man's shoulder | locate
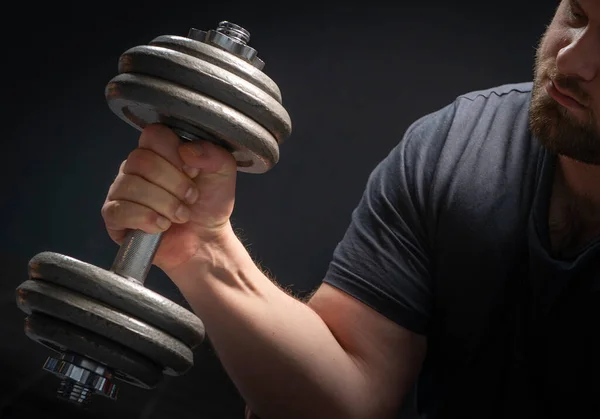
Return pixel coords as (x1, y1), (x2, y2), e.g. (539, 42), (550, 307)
(455, 82), (533, 104)
(450, 81), (534, 139)
(405, 82), (533, 141)
(394, 81), (541, 213)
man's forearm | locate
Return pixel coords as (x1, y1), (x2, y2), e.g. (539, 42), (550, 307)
(168, 229), (372, 419)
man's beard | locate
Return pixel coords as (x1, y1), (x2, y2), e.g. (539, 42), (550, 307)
(529, 37), (600, 165)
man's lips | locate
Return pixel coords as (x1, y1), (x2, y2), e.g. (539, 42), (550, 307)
(546, 80), (587, 111)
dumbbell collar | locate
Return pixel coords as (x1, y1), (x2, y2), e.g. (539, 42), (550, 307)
(188, 21), (265, 70)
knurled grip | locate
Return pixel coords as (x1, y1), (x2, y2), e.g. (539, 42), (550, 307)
(110, 230), (163, 283)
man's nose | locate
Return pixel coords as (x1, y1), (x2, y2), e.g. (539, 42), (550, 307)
(556, 29), (599, 82)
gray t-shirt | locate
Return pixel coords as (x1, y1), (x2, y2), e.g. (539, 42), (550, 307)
(322, 82), (600, 418)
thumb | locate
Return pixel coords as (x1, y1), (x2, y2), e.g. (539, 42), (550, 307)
(178, 140), (238, 230)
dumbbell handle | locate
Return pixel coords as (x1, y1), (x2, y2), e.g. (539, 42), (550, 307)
(110, 230), (163, 284)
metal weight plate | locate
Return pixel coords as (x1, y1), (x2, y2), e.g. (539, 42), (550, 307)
(16, 279), (193, 376)
(106, 73), (279, 173)
(28, 251), (204, 350)
(116, 44), (292, 144)
(149, 35), (282, 102)
(24, 313), (163, 389)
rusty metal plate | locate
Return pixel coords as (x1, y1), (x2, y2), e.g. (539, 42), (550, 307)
(116, 44), (291, 144)
(16, 279), (193, 376)
(28, 251), (205, 349)
(149, 35), (282, 102)
(106, 73), (279, 173)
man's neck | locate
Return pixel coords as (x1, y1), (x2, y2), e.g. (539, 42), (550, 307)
(557, 155), (600, 218)
(548, 155), (600, 257)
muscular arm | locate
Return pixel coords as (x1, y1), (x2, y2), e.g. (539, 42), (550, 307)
(167, 104), (451, 418)
(102, 102), (449, 417)
(169, 229), (427, 419)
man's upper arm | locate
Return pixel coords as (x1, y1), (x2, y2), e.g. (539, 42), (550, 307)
(308, 283), (427, 417)
(307, 103), (456, 414)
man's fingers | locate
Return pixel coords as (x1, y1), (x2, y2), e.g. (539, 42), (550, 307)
(138, 124), (186, 169)
(101, 199), (172, 236)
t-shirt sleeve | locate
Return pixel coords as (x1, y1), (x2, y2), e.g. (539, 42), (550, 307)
(322, 104), (455, 335)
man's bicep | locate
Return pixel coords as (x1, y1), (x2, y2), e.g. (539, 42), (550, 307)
(307, 283), (427, 415)
(245, 284), (426, 419)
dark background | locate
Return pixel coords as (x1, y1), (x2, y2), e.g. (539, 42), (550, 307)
(2, 0), (557, 417)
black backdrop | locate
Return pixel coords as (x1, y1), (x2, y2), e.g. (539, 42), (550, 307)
(2, 1), (556, 417)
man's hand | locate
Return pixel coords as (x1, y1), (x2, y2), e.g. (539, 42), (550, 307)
(101, 124), (238, 274)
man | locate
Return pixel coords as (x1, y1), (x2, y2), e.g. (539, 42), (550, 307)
(100, 1), (599, 417)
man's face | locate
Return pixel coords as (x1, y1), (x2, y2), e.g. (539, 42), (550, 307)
(530, 0), (600, 165)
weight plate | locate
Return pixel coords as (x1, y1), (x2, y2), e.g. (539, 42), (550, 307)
(106, 73), (279, 173)
(28, 251), (204, 350)
(24, 313), (162, 389)
(16, 279), (193, 376)
(117, 45), (292, 144)
(149, 35), (282, 102)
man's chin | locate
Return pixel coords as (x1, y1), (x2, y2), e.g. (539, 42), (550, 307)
(531, 129), (600, 167)
(529, 98), (600, 165)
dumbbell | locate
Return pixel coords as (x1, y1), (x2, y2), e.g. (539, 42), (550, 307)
(15, 21), (292, 406)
